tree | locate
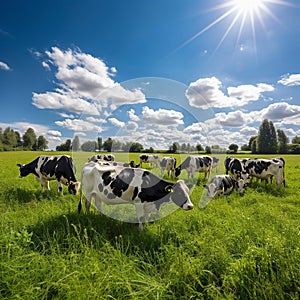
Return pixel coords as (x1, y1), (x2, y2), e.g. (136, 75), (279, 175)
(292, 136), (300, 144)
(205, 146), (212, 154)
(196, 144), (204, 152)
(169, 142), (179, 153)
(37, 135), (48, 150)
(23, 128), (37, 150)
(56, 139), (71, 151)
(257, 119), (277, 154)
(228, 143), (238, 153)
(72, 136), (80, 151)
(248, 136), (257, 150)
(251, 138), (257, 154)
(97, 137), (102, 151)
(277, 129), (289, 154)
(81, 141), (97, 152)
(129, 142), (143, 152)
(3, 127), (17, 150)
(103, 138), (113, 152)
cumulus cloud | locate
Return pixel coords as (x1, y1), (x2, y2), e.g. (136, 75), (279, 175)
(108, 117), (125, 128)
(47, 130), (62, 137)
(278, 74), (300, 86)
(215, 110), (252, 127)
(126, 121), (138, 131)
(0, 61), (10, 71)
(141, 106), (184, 126)
(55, 118), (102, 132)
(128, 109), (140, 121)
(34, 47), (146, 113)
(185, 76), (274, 109)
(262, 102), (300, 120)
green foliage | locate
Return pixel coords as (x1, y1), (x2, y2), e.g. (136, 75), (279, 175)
(0, 152), (300, 299)
(257, 119), (278, 154)
(23, 127), (37, 150)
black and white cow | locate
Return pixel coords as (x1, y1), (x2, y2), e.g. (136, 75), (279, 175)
(211, 156), (220, 172)
(88, 154), (115, 162)
(78, 161), (194, 230)
(17, 155), (80, 194)
(243, 157), (285, 187)
(204, 175), (246, 199)
(160, 156), (177, 178)
(224, 156), (249, 181)
(175, 156), (213, 179)
(139, 154), (160, 168)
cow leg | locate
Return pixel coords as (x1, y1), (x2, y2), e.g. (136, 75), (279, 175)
(134, 203), (145, 231)
(93, 194), (103, 213)
(57, 181), (63, 195)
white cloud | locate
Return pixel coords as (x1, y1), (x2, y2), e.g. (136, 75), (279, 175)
(262, 102), (300, 120)
(55, 118), (102, 132)
(108, 117), (125, 128)
(0, 61), (10, 71)
(42, 61), (50, 70)
(240, 126), (258, 136)
(278, 74), (300, 86)
(126, 121), (138, 131)
(141, 106), (184, 126)
(47, 130), (62, 137)
(185, 76), (274, 109)
(215, 110), (252, 127)
(128, 109), (140, 121)
(32, 91), (100, 115)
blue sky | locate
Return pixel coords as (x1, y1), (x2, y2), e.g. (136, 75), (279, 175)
(1, 0), (300, 150)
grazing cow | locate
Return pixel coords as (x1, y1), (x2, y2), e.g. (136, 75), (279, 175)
(224, 156), (249, 181)
(243, 157), (285, 187)
(175, 156), (213, 179)
(17, 155), (80, 194)
(204, 175), (246, 199)
(78, 161), (194, 230)
(160, 156), (177, 178)
(88, 154), (115, 162)
(211, 156), (220, 172)
(139, 154), (160, 168)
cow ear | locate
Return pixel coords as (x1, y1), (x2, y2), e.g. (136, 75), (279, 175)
(165, 185), (173, 193)
(17, 164), (22, 167)
(203, 184), (208, 189)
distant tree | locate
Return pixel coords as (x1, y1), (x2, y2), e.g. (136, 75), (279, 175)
(81, 141), (97, 152)
(37, 135), (48, 151)
(228, 143), (238, 153)
(257, 119), (277, 154)
(148, 147), (154, 153)
(15, 131), (22, 148)
(248, 136), (257, 150)
(181, 143), (187, 152)
(23, 128), (37, 150)
(205, 146), (212, 154)
(97, 137), (102, 150)
(129, 142), (143, 152)
(251, 138), (257, 154)
(103, 138), (113, 152)
(72, 136), (80, 151)
(292, 136), (300, 144)
(196, 144), (204, 152)
(277, 129), (289, 154)
(56, 139), (71, 151)
(3, 127), (17, 150)
(0, 128), (3, 151)
(241, 144), (250, 151)
(169, 142), (179, 153)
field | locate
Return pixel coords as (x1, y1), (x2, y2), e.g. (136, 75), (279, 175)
(0, 151), (300, 299)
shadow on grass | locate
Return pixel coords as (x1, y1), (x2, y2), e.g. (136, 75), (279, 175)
(29, 212), (163, 255)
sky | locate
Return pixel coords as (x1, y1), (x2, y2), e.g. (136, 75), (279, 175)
(1, 0), (300, 150)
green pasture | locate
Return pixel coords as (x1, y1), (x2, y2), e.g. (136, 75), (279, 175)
(0, 151), (299, 299)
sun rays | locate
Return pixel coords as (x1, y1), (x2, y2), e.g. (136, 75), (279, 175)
(179, 0), (293, 53)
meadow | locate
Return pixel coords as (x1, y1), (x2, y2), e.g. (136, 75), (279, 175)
(0, 151), (299, 299)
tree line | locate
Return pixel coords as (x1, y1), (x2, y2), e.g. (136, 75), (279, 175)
(1, 119), (300, 154)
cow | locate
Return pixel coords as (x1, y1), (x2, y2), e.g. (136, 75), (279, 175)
(160, 156), (176, 178)
(88, 154), (115, 162)
(243, 157), (285, 187)
(78, 161), (194, 230)
(139, 154), (160, 168)
(100, 161), (140, 168)
(175, 156), (213, 179)
(224, 156), (249, 181)
(203, 175), (246, 199)
(17, 155), (80, 195)
(211, 156), (220, 172)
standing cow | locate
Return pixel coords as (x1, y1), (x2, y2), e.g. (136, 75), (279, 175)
(139, 154), (160, 168)
(175, 156), (213, 179)
(224, 156), (249, 181)
(160, 156), (176, 178)
(204, 175), (246, 199)
(78, 161), (194, 230)
(88, 154), (115, 162)
(17, 155), (80, 195)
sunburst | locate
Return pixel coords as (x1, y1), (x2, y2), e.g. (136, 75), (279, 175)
(179, 0), (293, 53)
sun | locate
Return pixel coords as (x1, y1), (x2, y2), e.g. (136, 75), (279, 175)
(178, 0), (293, 53)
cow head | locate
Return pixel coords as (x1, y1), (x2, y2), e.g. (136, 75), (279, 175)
(203, 183), (219, 199)
(68, 181), (81, 195)
(236, 179), (246, 194)
(174, 167), (181, 178)
(17, 164), (30, 178)
(169, 180), (193, 210)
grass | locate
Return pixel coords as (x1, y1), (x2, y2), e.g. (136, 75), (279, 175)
(0, 151), (299, 299)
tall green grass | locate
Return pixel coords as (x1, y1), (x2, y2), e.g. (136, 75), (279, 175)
(0, 152), (299, 299)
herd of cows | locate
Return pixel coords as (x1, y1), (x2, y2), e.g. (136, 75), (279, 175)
(16, 153), (286, 230)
